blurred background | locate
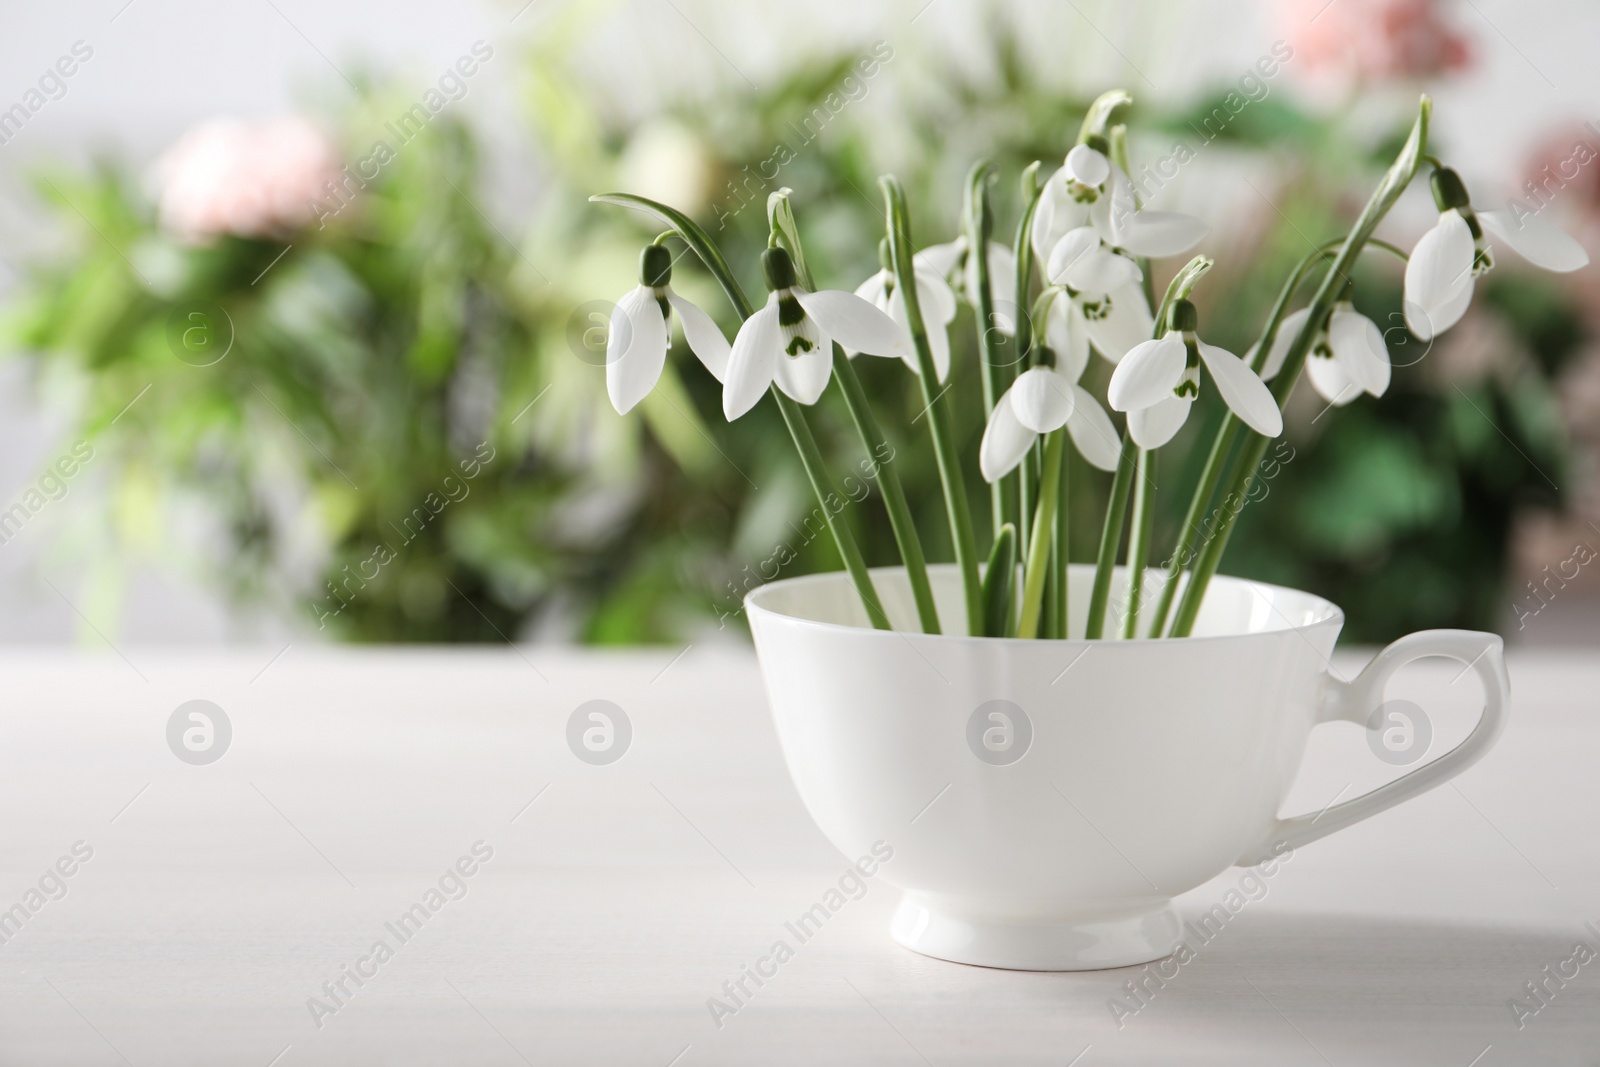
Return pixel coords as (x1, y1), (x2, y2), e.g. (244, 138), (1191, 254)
(0, 0), (1595, 647)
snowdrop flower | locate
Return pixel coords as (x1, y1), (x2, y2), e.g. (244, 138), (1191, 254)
(1032, 139), (1208, 265)
(1108, 299), (1282, 449)
(724, 247), (908, 419)
(1046, 226), (1142, 294)
(1044, 281), (1154, 365)
(1404, 166), (1589, 341)
(979, 338), (1122, 482)
(917, 236), (1018, 331)
(1260, 303), (1391, 406)
(607, 245), (731, 415)
(854, 243), (958, 381)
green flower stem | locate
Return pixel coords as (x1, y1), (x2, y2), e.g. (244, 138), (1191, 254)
(1084, 435), (1137, 639)
(1011, 164), (1045, 546)
(1143, 237), (1411, 639)
(764, 189), (940, 634)
(966, 162), (1009, 539)
(1119, 448), (1156, 639)
(880, 176), (984, 636)
(590, 191), (888, 630)
(832, 348), (941, 633)
(1051, 446), (1071, 638)
(1018, 428), (1065, 638)
(1168, 97), (1432, 638)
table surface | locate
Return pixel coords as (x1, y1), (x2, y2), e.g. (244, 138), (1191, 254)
(1, 643), (1596, 1067)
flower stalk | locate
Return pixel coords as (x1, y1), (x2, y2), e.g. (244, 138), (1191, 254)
(590, 191), (890, 630)
(880, 175), (984, 636)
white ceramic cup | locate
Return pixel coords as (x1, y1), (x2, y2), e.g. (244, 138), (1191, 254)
(746, 564), (1509, 971)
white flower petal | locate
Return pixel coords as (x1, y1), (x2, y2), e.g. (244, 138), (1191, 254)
(917, 270), (958, 325)
(666, 290), (730, 383)
(1128, 395), (1193, 450)
(886, 288), (945, 381)
(1065, 384), (1122, 471)
(1404, 272), (1473, 341)
(1009, 366), (1076, 433)
(1115, 210), (1209, 258)
(1404, 209), (1475, 335)
(1066, 144), (1111, 187)
(723, 298), (781, 420)
(1107, 335), (1186, 411)
(1479, 208), (1591, 273)
(1197, 342), (1282, 437)
(987, 241), (1017, 313)
(1098, 164), (1139, 247)
(1049, 229), (1141, 293)
(1044, 295), (1091, 383)
(979, 392), (1038, 483)
(915, 238), (966, 282)
(795, 288), (907, 358)
(1260, 307), (1313, 381)
(1328, 308), (1390, 397)
(853, 270), (890, 311)
(606, 286), (668, 415)
(1031, 169), (1090, 263)
(1081, 282), (1154, 364)
(773, 319), (835, 405)
(1305, 350), (1361, 407)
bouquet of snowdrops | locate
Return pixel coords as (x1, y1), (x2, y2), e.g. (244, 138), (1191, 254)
(592, 90), (1587, 640)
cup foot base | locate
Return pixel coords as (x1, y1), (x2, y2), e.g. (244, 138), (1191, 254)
(890, 895), (1183, 971)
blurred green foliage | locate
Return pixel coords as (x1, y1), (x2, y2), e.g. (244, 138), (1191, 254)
(1, 18), (1581, 642)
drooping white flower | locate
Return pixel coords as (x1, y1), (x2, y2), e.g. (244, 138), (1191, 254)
(854, 255), (958, 382)
(1045, 280), (1154, 365)
(1260, 304), (1391, 407)
(917, 236), (1019, 331)
(1404, 166), (1589, 341)
(1107, 299), (1282, 449)
(1046, 226), (1142, 294)
(724, 247), (908, 419)
(979, 332), (1122, 481)
(1032, 140), (1208, 265)
(607, 245), (731, 415)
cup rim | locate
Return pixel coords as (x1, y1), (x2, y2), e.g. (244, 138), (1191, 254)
(744, 563), (1345, 646)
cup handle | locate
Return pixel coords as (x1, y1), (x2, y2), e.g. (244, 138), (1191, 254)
(1237, 629), (1510, 866)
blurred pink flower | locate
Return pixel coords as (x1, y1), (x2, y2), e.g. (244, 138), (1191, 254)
(156, 117), (342, 243)
(1279, 0), (1472, 88)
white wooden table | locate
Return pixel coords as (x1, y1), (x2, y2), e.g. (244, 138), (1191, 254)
(1, 645), (1596, 1065)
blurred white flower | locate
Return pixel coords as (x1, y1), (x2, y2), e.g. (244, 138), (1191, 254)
(616, 120), (714, 219)
(156, 116), (341, 243)
(855, 258), (957, 381)
(1032, 142), (1207, 265)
